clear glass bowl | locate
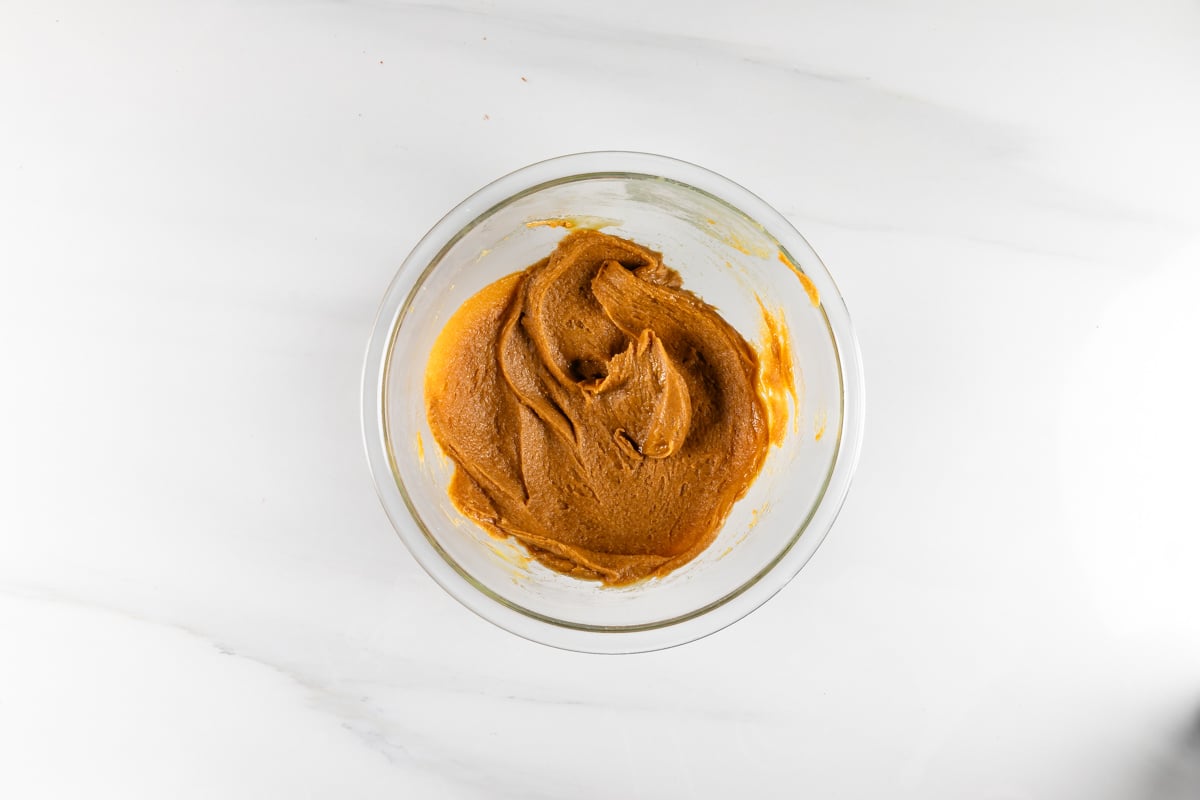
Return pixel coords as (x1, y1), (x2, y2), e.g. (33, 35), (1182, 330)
(362, 152), (864, 653)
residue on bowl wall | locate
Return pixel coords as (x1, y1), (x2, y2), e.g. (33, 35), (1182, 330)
(525, 215), (622, 231)
(717, 502), (770, 560)
(778, 251), (821, 307)
(482, 535), (532, 573)
(814, 409), (828, 442)
(755, 297), (799, 446)
(449, 495), (533, 577)
(525, 218), (574, 230)
(692, 208), (771, 258)
(723, 230), (773, 259)
(416, 431), (425, 464)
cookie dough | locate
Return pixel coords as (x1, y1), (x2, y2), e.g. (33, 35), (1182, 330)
(426, 231), (773, 585)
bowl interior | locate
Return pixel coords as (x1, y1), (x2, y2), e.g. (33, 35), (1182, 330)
(381, 173), (843, 630)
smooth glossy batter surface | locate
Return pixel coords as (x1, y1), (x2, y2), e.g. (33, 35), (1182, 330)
(425, 231), (771, 585)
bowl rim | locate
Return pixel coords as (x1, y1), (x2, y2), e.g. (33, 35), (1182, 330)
(362, 151), (865, 653)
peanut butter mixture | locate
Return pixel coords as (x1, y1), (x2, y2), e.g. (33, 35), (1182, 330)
(425, 231), (774, 585)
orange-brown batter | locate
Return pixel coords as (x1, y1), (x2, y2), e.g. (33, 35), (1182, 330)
(425, 231), (775, 585)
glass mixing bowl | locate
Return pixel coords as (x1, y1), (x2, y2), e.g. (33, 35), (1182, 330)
(362, 152), (864, 653)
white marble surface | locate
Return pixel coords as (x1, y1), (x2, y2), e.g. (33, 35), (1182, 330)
(3, 1), (1200, 797)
